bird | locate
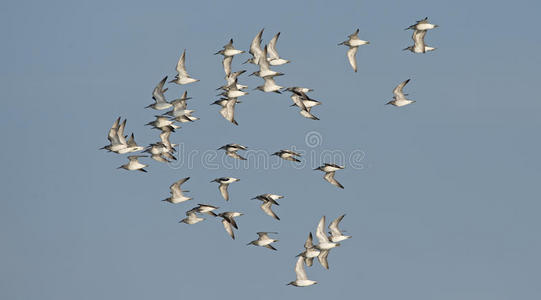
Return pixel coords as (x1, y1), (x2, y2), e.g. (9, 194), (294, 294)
(159, 130), (176, 153)
(144, 142), (176, 163)
(254, 74), (283, 93)
(338, 29), (370, 72)
(284, 86), (313, 94)
(162, 177), (192, 204)
(162, 91), (192, 118)
(218, 212), (243, 239)
(218, 78), (249, 98)
(252, 195), (281, 221)
(272, 149), (302, 162)
(110, 119), (129, 153)
(117, 155), (148, 172)
(170, 49), (199, 85)
(212, 97), (240, 125)
(116, 133), (144, 154)
(267, 32), (290, 66)
(218, 143), (247, 160)
(211, 177), (240, 201)
(286, 90), (321, 120)
(247, 232), (279, 250)
(328, 214), (351, 242)
(252, 194), (283, 205)
(187, 204), (219, 217)
(180, 211), (204, 225)
(249, 46), (282, 78)
(386, 79), (415, 107)
(297, 233), (321, 267)
(217, 70), (247, 91)
(146, 76), (172, 110)
(403, 30), (436, 53)
(100, 117), (121, 152)
(243, 28), (264, 65)
(287, 256), (317, 287)
(405, 17), (439, 31)
(145, 116), (176, 130)
(314, 216), (340, 269)
(214, 38), (245, 57)
(314, 163), (345, 189)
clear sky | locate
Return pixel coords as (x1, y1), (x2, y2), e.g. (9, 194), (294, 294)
(1, 0), (540, 299)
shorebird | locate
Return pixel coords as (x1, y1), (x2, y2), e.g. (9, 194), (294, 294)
(212, 97), (240, 125)
(405, 17), (439, 31)
(100, 117), (121, 152)
(287, 256), (317, 287)
(218, 143), (247, 160)
(403, 30), (435, 53)
(170, 49), (199, 85)
(249, 46), (282, 78)
(145, 116), (175, 130)
(159, 131), (176, 153)
(218, 212), (243, 239)
(162, 177), (192, 204)
(162, 91), (192, 117)
(315, 216), (340, 269)
(101, 117), (132, 153)
(215, 38), (245, 57)
(117, 133), (144, 154)
(118, 155), (148, 172)
(211, 177), (240, 201)
(386, 79), (415, 107)
(144, 142), (176, 163)
(219, 78), (249, 98)
(252, 195), (281, 221)
(243, 28), (264, 65)
(179, 211), (204, 225)
(247, 232), (279, 250)
(217, 70), (247, 91)
(328, 214), (352, 242)
(171, 110), (198, 123)
(267, 32), (290, 66)
(287, 90), (321, 120)
(272, 150), (302, 162)
(146, 76), (172, 110)
(338, 29), (370, 72)
(187, 204), (219, 217)
(297, 232), (321, 267)
(254, 74), (283, 93)
(284, 87), (313, 94)
(315, 163), (345, 189)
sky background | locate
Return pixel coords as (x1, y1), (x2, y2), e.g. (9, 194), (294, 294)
(1, 0), (540, 299)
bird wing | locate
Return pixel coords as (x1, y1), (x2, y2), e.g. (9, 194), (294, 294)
(346, 46), (358, 72)
(126, 133), (137, 147)
(117, 119), (127, 146)
(219, 183), (230, 201)
(258, 45), (271, 72)
(318, 250), (330, 269)
(159, 131), (172, 150)
(324, 171), (344, 189)
(170, 177), (189, 197)
(175, 50), (188, 77)
(152, 76), (168, 103)
(250, 29), (264, 62)
(413, 30), (426, 53)
(348, 28), (360, 39)
(294, 256), (308, 280)
(316, 216), (330, 243)
(261, 201), (280, 220)
(329, 214), (345, 236)
(222, 56), (232, 77)
(264, 244), (277, 251)
(393, 79), (410, 100)
(304, 232), (314, 249)
(221, 219), (235, 239)
(107, 117), (120, 143)
(267, 32), (281, 60)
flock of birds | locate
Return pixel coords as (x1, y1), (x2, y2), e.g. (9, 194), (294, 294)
(101, 18), (439, 287)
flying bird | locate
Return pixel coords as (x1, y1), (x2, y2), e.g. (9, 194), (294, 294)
(249, 46), (282, 78)
(116, 133), (144, 154)
(405, 17), (439, 31)
(187, 204), (219, 217)
(272, 150), (302, 162)
(252, 194), (281, 220)
(297, 232), (321, 267)
(218, 143), (248, 160)
(267, 32), (290, 66)
(287, 256), (317, 287)
(179, 211), (204, 225)
(117, 155), (148, 172)
(170, 49), (199, 85)
(254, 74), (284, 93)
(386, 79), (415, 107)
(211, 177), (240, 201)
(403, 30), (436, 53)
(315, 163), (345, 189)
(247, 232), (279, 250)
(328, 214), (352, 242)
(147, 76), (172, 110)
(162, 177), (192, 204)
(218, 212), (243, 239)
(243, 28), (264, 65)
(338, 29), (370, 72)
(315, 216), (340, 269)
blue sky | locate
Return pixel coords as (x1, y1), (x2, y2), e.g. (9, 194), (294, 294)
(1, 0), (540, 299)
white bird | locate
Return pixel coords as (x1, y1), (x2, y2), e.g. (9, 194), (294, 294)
(272, 149), (302, 162)
(180, 211), (204, 225)
(162, 177), (192, 204)
(117, 133), (144, 154)
(252, 194), (283, 205)
(287, 90), (321, 120)
(146, 76), (172, 110)
(187, 204), (219, 217)
(117, 155), (148, 172)
(249, 46), (282, 78)
(267, 32), (290, 65)
(211, 177), (240, 201)
(287, 256), (317, 287)
(247, 232), (279, 250)
(403, 30), (436, 53)
(314, 163), (345, 189)
(297, 233), (321, 267)
(338, 29), (370, 72)
(217, 70), (247, 91)
(212, 97), (240, 125)
(252, 195), (281, 221)
(405, 17), (439, 31)
(386, 79), (415, 107)
(100, 116), (121, 152)
(243, 28), (264, 65)
(162, 91), (192, 118)
(219, 78), (249, 98)
(255, 74), (283, 93)
(328, 214), (351, 242)
(144, 142), (176, 163)
(215, 38), (245, 57)
(145, 116), (175, 130)
(315, 216), (340, 269)
(284, 86), (313, 94)
(218, 143), (247, 160)
(170, 49), (199, 85)
(218, 212), (243, 240)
